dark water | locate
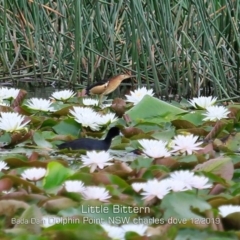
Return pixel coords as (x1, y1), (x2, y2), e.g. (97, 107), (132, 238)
(13, 82), (76, 99)
(26, 86), (61, 99)
(16, 82), (133, 99)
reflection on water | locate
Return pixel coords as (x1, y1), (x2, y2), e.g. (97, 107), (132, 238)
(15, 82), (78, 99)
(27, 86), (60, 98)
(4, 79), (134, 99)
(16, 83), (129, 99)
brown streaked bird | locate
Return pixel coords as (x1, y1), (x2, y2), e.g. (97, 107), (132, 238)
(86, 74), (134, 105)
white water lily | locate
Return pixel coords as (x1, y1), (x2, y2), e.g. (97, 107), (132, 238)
(82, 186), (111, 202)
(171, 134), (202, 155)
(138, 139), (170, 158)
(81, 151), (113, 172)
(42, 215), (62, 228)
(162, 178), (190, 192)
(121, 224), (149, 236)
(99, 112), (118, 125)
(0, 161), (9, 171)
(141, 179), (171, 201)
(218, 205), (240, 217)
(51, 90), (76, 101)
(21, 167), (46, 181)
(26, 98), (55, 112)
(166, 170), (212, 191)
(82, 98), (98, 106)
(203, 105), (230, 121)
(0, 87), (20, 99)
(101, 224), (125, 240)
(131, 182), (146, 192)
(101, 223), (150, 240)
(188, 96), (217, 109)
(0, 112), (30, 132)
(169, 170), (195, 190)
(69, 106), (101, 131)
(64, 180), (85, 193)
(125, 87), (154, 105)
(190, 175), (212, 189)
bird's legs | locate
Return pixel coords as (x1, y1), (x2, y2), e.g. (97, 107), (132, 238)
(98, 94), (103, 107)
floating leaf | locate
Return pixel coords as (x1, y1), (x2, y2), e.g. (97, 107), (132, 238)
(126, 95), (186, 121)
(43, 222), (106, 240)
(42, 197), (78, 213)
(178, 155), (198, 163)
(0, 200), (29, 216)
(131, 157), (154, 171)
(107, 174), (130, 189)
(52, 105), (73, 116)
(43, 162), (73, 190)
(171, 119), (196, 129)
(142, 165), (170, 179)
(178, 111), (205, 126)
(52, 118), (80, 137)
(13, 205), (42, 234)
(221, 132), (240, 152)
(175, 228), (238, 240)
(1, 175), (43, 193)
(40, 119), (58, 129)
(193, 157), (234, 180)
(0, 132), (11, 145)
(4, 157), (43, 168)
(33, 131), (53, 149)
(161, 192), (211, 220)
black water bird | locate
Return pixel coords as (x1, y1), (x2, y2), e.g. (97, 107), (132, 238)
(57, 127), (120, 151)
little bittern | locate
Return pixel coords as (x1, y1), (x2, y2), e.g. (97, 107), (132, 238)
(86, 74), (134, 105)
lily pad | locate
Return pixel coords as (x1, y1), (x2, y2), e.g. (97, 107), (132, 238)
(125, 95), (186, 121)
(52, 118), (81, 137)
(161, 192), (211, 220)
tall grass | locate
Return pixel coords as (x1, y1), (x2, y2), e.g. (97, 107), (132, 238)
(0, 0), (239, 99)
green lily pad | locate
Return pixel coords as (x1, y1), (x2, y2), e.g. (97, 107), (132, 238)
(52, 118), (80, 137)
(43, 162), (73, 190)
(126, 95), (186, 121)
(33, 132), (53, 149)
(161, 192), (211, 220)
